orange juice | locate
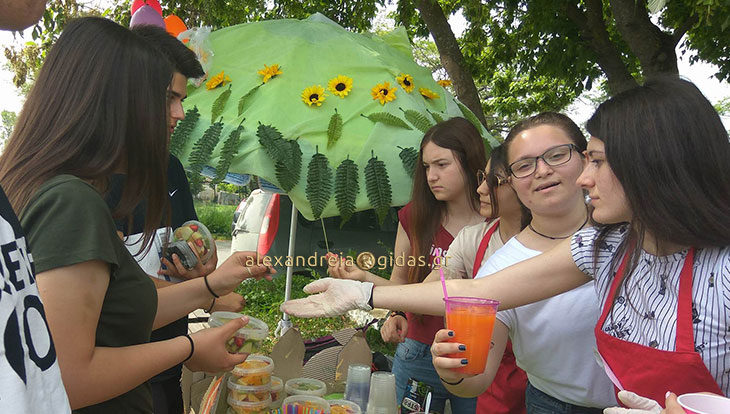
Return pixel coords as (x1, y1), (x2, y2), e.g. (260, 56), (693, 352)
(444, 297), (499, 375)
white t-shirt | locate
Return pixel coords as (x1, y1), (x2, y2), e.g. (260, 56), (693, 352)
(476, 237), (617, 408)
(572, 225), (730, 396)
(0, 188), (70, 412)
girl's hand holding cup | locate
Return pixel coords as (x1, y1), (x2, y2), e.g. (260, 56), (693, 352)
(430, 328), (471, 384)
(185, 316), (251, 373)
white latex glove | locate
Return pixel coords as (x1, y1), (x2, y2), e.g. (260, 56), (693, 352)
(603, 390), (662, 414)
(280, 277), (373, 317)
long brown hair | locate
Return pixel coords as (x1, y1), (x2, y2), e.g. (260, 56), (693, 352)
(407, 117), (486, 284)
(0, 17), (172, 248)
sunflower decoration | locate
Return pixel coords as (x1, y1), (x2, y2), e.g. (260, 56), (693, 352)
(437, 79), (452, 87)
(419, 87), (440, 100)
(301, 85), (326, 107)
(396, 73), (415, 93)
(328, 75), (353, 98)
(205, 70), (232, 90)
(371, 82), (397, 105)
(258, 64), (282, 83)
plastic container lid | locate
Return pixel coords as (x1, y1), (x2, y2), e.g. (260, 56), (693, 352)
(173, 220), (214, 264)
(226, 393), (272, 414)
(230, 355), (274, 386)
(328, 399), (362, 414)
(208, 312), (269, 341)
(285, 377), (328, 397)
(281, 394), (330, 413)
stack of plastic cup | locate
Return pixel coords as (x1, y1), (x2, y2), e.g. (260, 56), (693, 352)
(365, 372), (397, 414)
(344, 364), (371, 411)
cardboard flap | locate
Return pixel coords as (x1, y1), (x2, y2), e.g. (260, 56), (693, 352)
(335, 331), (372, 390)
(270, 327), (305, 383)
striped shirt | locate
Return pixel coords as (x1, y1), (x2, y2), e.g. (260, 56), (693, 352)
(571, 225), (730, 396)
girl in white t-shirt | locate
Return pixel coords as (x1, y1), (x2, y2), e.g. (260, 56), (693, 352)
(440, 112), (616, 413)
(283, 78), (729, 413)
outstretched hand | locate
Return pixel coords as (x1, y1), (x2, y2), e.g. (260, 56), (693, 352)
(280, 277), (374, 318)
(604, 390), (662, 414)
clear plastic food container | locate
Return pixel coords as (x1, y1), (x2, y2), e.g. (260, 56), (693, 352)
(226, 393), (272, 414)
(328, 399), (362, 414)
(284, 377), (327, 397)
(208, 312), (268, 354)
(269, 376), (284, 406)
(281, 394), (330, 413)
(227, 377), (271, 404)
(230, 355), (274, 386)
(172, 220), (214, 264)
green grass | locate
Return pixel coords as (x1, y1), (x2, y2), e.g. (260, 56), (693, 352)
(194, 201), (236, 239)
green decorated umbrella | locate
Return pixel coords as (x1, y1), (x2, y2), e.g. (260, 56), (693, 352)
(173, 13), (498, 223)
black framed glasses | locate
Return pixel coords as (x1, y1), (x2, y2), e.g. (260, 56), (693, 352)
(508, 144), (580, 178)
(477, 170), (508, 186)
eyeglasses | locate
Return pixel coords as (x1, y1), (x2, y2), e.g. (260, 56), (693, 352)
(477, 170), (508, 187)
(508, 144), (580, 178)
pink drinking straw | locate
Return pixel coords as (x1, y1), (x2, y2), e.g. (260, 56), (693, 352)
(439, 266), (449, 309)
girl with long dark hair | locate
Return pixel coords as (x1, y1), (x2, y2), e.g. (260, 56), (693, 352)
(284, 78), (730, 408)
(0, 17), (271, 413)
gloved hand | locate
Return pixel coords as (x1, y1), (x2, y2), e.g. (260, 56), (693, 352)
(280, 277), (374, 318)
(604, 390), (662, 414)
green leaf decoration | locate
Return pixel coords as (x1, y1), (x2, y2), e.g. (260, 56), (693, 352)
(364, 151), (392, 225)
(169, 106), (200, 158)
(256, 123), (290, 163)
(305, 147), (333, 219)
(457, 101), (483, 132)
(275, 139), (302, 192)
(237, 83), (262, 116)
(211, 84), (232, 122)
(214, 122), (244, 183)
(361, 112), (412, 130)
(428, 109), (444, 124)
(398, 146), (418, 178)
(334, 158), (359, 226)
(188, 119), (224, 189)
(401, 108), (434, 133)
(326, 109), (343, 149)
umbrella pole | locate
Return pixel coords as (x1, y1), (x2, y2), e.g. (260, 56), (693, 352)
(275, 200), (297, 337)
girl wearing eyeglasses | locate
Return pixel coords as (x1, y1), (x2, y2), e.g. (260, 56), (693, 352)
(284, 78), (730, 410)
(434, 112), (617, 413)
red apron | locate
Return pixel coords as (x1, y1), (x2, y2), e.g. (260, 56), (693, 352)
(474, 220), (528, 414)
(595, 248), (723, 405)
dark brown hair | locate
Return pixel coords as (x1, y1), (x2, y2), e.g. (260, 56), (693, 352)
(503, 112), (587, 163)
(0, 17), (172, 248)
(407, 117), (487, 284)
(486, 144), (531, 227)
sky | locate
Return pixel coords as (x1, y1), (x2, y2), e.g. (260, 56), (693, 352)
(1, 5), (728, 130)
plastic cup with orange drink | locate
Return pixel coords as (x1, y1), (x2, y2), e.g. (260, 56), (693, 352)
(443, 296), (499, 375)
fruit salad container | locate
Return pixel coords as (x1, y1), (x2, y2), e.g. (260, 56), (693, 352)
(172, 220), (214, 264)
(328, 399), (362, 414)
(226, 393), (271, 414)
(284, 378), (327, 397)
(230, 355), (274, 386)
(208, 312), (268, 354)
(269, 376), (284, 408)
(281, 395), (330, 413)
(227, 377), (271, 404)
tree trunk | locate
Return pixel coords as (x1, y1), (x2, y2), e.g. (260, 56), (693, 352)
(413, 0), (487, 127)
(564, 0), (639, 95)
(609, 0), (679, 79)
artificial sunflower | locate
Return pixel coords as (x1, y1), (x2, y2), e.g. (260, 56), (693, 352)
(258, 64), (282, 83)
(371, 82), (397, 105)
(419, 87), (440, 100)
(301, 85), (326, 107)
(205, 71), (232, 90)
(437, 79), (452, 87)
(396, 73), (415, 93)
(328, 75), (353, 98)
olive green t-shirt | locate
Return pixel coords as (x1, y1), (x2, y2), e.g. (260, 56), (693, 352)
(20, 175), (158, 413)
